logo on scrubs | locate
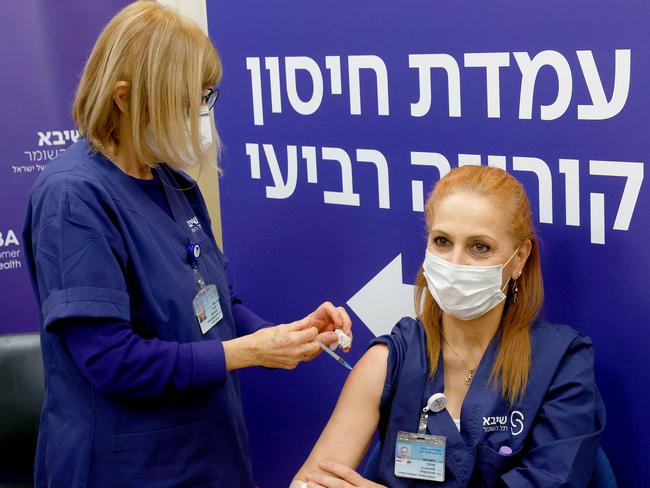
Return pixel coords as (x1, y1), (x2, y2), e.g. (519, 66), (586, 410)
(482, 415), (509, 433)
(510, 410), (524, 436)
(186, 216), (202, 233)
(482, 410), (525, 435)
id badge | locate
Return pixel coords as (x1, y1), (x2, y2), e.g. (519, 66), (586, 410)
(394, 431), (446, 482)
(192, 284), (223, 334)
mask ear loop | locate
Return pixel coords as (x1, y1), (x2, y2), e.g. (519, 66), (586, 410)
(500, 247), (520, 294)
(157, 160), (203, 192)
(157, 104), (216, 192)
(504, 247), (520, 268)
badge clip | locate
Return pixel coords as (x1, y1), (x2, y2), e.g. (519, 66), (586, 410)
(187, 242), (206, 288)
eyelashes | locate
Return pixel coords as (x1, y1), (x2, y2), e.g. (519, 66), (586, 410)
(430, 236), (491, 254)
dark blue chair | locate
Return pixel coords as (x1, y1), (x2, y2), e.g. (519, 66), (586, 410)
(589, 447), (617, 488)
(361, 443), (616, 487)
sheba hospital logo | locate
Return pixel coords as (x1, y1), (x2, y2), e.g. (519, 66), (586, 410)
(483, 411), (525, 436)
(186, 216), (202, 233)
(0, 229), (21, 271)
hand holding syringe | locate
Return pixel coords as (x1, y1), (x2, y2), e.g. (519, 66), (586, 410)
(316, 329), (353, 370)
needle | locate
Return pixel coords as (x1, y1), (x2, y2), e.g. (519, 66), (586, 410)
(316, 338), (353, 370)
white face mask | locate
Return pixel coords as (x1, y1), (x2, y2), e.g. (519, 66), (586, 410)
(146, 106), (213, 168)
(423, 248), (518, 321)
(196, 105), (213, 155)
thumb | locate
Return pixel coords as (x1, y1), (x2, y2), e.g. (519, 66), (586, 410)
(318, 331), (339, 348)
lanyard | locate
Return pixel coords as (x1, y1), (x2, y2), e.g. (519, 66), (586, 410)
(187, 241), (207, 289)
(155, 166), (210, 290)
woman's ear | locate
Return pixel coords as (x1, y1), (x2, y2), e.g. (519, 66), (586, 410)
(113, 81), (130, 114)
(512, 238), (532, 280)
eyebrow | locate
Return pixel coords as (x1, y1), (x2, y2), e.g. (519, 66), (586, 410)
(430, 229), (497, 241)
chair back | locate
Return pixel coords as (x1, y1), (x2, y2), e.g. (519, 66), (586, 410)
(589, 446), (617, 488)
(0, 333), (44, 485)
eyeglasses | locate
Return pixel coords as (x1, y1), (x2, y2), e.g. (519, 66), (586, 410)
(201, 87), (220, 110)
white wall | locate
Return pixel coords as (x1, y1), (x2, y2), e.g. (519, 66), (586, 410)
(157, 0), (208, 32)
(157, 0), (223, 248)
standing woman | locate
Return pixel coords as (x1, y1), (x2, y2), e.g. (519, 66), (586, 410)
(22, 2), (351, 487)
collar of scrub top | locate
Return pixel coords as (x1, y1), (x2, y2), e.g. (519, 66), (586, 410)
(421, 330), (502, 485)
(154, 165), (209, 241)
(91, 146), (188, 234)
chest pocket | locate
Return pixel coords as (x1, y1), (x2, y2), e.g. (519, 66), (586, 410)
(474, 444), (519, 487)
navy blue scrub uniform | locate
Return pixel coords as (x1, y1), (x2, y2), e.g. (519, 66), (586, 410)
(23, 139), (268, 487)
(371, 318), (605, 487)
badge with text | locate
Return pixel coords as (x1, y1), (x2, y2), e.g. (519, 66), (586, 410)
(192, 284), (223, 334)
(394, 431), (446, 482)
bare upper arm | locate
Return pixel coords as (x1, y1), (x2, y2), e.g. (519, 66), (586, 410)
(294, 344), (389, 482)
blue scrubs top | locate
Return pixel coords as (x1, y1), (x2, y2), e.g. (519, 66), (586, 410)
(371, 318), (605, 487)
(22, 139), (269, 487)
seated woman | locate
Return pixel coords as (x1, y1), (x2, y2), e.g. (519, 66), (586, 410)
(293, 166), (605, 487)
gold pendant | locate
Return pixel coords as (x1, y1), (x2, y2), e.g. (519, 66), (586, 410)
(464, 369), (476, 385)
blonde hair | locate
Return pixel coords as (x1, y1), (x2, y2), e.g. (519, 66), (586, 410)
(415, 166), (544, 404)
(73, 0), (222, 168)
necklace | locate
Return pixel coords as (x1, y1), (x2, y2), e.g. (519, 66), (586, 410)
(96, 142), (154, 180)
(96, 142), (118, 166)
(442, 335), (477, 386)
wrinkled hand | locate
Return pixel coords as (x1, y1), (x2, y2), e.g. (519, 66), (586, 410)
(305, 461), (386, 488)
(307, 302), (353, 352)
(248, 318), (320, 369)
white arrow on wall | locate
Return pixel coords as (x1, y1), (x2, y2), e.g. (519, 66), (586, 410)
(347, 254), (417, 337)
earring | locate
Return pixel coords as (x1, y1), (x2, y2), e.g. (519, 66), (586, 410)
(512, 279), (519, 304)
